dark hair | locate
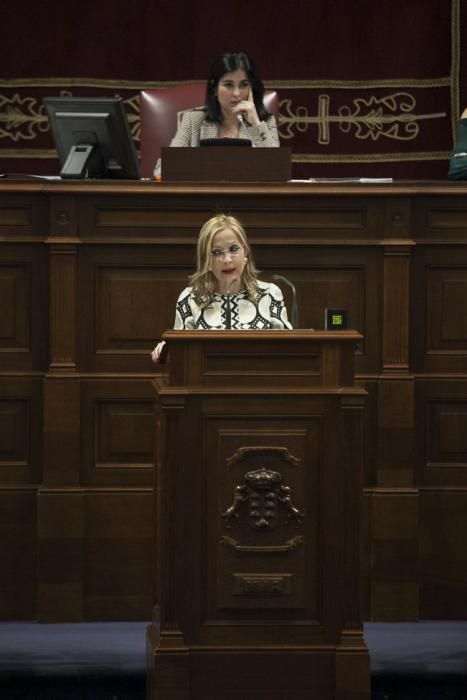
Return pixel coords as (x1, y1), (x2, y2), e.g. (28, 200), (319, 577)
(205, 51), (270, 123)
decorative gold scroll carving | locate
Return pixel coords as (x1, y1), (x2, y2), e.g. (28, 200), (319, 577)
(279, 93), (447, 143)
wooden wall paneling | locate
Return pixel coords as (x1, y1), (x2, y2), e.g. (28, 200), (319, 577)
(0, 488), (37, 618)
(367, 236), (418, 619)
(417, 379), (467, 489)
(419, 247), (467, 374)
(382, 245), (411, 372)
(257, 246), (382, 375)
(37, 489), (84, 621)
(376, 378), (415, 490)
(2, 180), (467, 623)
(77, 191), (221, 243)
(84, 489), (154, 619)
(416, 379), (467, 617)
(153, 391), (187, 647)
(0, 375), (43, 620)
(339, 395), (367, 631)
(0, 187), (47, 620)
(420, 489), (467, 618)
(369, 490), (419, 620)
(49, 244), (77, 371)
(80, 379), (155, 488)
(0, 186), (48, 241)
(0, 244), (48, 372)
(412, 191), (467, 617)
(414, 195), (467, 244)
(0, 376), (43, 486)
(38, 197), (83, 620)
(38, 376), (81, 620)
(78, 244), (193, 373)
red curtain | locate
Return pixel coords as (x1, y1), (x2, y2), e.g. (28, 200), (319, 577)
(1, 0), (465, 178)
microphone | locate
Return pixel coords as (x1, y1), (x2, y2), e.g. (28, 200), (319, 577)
(273, 275), (299, 328)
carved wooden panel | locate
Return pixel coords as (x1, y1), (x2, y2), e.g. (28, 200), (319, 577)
(81, 380), (154, 487)
(427, 267), (467, 349)
(412, 248), (467, 373)
(78, 245), (192, 372)
(0, 265), (29, 349)
(420, 490), (467, 618)
(0, 377), (42, 485)
(0, 246), (47, 371)
(157, 389), (341, 650)
(416, 380), (467, 488)
(415, 198), (467, 242)
(427, 401), (467, 466)
(77, 194), (384, 244)
(95, 266), (182, 350)
(205, 418), (321, 620)
(0, 191), (47, 240)
(78, 194), (218, 241)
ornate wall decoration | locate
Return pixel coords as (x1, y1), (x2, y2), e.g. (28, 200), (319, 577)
(0, 94), (49, 143)
(280, 92), (447, 145)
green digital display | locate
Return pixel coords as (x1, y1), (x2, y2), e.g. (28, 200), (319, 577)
(325, 308), (348, 330)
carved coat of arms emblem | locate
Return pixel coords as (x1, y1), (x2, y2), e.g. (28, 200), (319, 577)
(222, 468), (304, 530)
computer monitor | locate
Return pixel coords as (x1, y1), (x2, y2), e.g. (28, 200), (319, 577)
(43, 96), (141, 179)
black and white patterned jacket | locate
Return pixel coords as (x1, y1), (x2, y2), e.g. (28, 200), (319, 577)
(174, 281), (291, 330)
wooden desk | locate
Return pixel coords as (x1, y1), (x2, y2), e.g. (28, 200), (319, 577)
(0, 179), (466, 622)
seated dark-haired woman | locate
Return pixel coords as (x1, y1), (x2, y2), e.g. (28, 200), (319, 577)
(448, 107), (467, 180)
(153, 51), (279, 177)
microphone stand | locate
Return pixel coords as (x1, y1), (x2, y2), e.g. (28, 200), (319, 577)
(273, 275), (298, 328)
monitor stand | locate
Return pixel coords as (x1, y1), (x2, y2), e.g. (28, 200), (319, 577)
(61, 144), (104, 179)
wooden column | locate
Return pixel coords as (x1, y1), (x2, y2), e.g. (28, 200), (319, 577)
(370, 196), (418, 619)
(38, 195), (83, 621)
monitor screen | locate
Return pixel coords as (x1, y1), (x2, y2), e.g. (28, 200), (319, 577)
(43, 96), (141, 179)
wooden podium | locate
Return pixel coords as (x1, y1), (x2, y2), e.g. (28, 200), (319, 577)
(148, 330), (370, 700)
(161, 146), (292, 181)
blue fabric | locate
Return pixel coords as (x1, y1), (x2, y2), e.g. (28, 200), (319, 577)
(0, 621), (466, 699)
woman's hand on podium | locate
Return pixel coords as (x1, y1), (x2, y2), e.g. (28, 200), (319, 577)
(151, 341), (167, 364)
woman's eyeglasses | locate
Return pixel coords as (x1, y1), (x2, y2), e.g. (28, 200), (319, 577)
(211, 244), (243, 261)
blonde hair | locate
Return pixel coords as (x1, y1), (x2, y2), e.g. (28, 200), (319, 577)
(189, 214), (260, 307)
